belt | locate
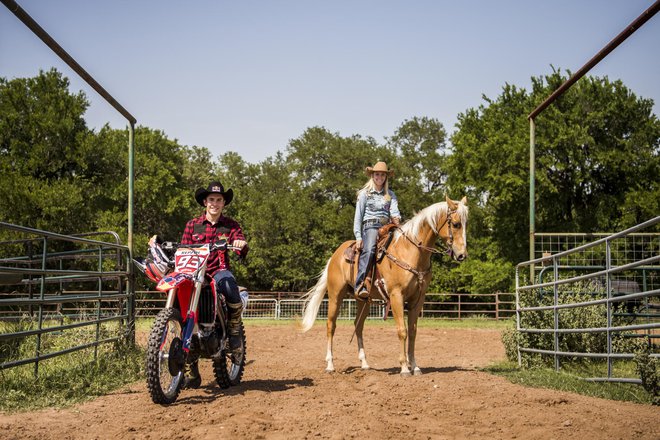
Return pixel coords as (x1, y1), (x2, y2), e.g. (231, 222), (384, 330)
(363, 217), (389, 226)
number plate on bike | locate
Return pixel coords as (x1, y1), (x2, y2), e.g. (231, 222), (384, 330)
(174, 245), (210, 274)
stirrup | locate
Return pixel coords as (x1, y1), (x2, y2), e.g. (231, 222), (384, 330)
(355, 287), (370, 300)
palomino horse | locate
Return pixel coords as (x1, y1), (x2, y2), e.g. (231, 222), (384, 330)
(301, 196), (468, 376)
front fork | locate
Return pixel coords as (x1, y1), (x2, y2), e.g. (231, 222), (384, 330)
(165, 276), (204, 353)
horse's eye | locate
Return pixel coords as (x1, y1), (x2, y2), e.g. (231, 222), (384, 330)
(453, 222), (461, 228)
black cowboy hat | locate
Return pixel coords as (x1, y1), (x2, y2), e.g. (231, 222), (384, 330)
(194, 181), (234, 206)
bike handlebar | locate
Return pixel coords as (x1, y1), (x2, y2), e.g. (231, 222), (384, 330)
(160, 240), (243, 252)
(212, 241), (243, 252)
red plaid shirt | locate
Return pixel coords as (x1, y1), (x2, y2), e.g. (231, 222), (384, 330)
(180, 214), (246, 276)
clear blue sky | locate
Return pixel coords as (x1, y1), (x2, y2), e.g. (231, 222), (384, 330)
(2, 0), (659, 164)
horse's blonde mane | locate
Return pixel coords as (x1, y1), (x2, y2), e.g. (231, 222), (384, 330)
(395, 201), (468, 242)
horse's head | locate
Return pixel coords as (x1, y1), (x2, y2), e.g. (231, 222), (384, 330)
(441, 195), (468, 262)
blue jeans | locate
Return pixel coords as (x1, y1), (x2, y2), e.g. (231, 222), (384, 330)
(212, 270), (241, 305)
(355, 225), (380, 290)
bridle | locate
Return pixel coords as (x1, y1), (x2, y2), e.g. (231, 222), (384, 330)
(400, 207), (459, 256)
(443, 208), (459, 258)
(381, 207), (460, 284)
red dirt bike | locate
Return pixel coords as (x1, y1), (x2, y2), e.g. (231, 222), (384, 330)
(135, 238), (247, 404)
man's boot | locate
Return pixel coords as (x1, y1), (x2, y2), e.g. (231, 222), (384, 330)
(227, 301), (244, 351)
(183, 359), (201, 389)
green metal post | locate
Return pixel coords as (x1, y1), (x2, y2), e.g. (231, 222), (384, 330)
(35, 236), (47, 377)
(95, 245), (103, 361)
(127, 122), (136, 345)
(529, 118), (536, 281)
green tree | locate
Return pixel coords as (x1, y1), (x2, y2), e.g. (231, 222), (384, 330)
(97, 127), (215, 253)
(386, 116), (450, 213)
(0, 69), (97, 233)
(214, 151), (317, 290)
(533, 73), (660, 232)
(284, 128), (388, 290)
(448, 69), (659, 292)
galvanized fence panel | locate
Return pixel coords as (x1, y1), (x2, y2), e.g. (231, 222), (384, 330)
(132, 291), (514, 320)
(278, 299), (385, 320)
(243, 298), (278, 319)
(516, 217), (660, 384)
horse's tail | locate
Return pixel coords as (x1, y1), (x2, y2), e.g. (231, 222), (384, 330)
(300, 258), (331, 333)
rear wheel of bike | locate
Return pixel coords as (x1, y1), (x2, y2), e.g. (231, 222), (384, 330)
(213, 322), (246, 388)
(146, 308), (185, 404)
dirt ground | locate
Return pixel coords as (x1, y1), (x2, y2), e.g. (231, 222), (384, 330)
(1, 324), (658, 440)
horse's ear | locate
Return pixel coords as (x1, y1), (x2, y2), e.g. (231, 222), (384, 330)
(460, 196), (467, 205)
(446, 195), (458, 211)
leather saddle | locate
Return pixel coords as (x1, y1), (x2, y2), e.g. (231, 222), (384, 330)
(344, 223), (398, 264)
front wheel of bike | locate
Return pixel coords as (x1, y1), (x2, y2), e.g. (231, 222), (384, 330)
(213, 322), (246, 389)
(146, 308), (185, 404)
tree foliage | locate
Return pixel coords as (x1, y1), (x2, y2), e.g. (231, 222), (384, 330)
(449, 69), (659, 269)
(1, 68), (657, 294)
(1, 69), (93, 233)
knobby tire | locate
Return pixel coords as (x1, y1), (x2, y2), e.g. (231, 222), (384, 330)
(213, 322), (246, 388)
(146, 308), (185, 404)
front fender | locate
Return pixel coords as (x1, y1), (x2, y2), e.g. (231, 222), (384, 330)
(156, 273), (193, 292)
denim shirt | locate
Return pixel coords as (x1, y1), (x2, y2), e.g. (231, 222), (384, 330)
(353, 188), (401, 240)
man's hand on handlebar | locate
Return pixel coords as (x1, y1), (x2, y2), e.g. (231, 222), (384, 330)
(210, 239), (247, 252)
(232, 240), (247, 250)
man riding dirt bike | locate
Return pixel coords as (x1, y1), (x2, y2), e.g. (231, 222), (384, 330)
(134, 180), (249, 404)
(182, 183), (248, 340)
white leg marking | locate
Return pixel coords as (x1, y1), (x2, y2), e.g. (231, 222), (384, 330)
(358, 347), (370, 370)
(325, 340), (335, 372)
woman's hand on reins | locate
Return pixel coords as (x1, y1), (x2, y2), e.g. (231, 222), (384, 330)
(356, 239), (363, 250)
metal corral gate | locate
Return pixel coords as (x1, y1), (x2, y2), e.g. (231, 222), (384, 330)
(0, 223), (132, 376)
(515, 216), (659, 384)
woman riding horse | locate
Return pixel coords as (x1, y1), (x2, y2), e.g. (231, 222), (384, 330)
(301, 195), (468, 376)
(353, 161), (401, 299)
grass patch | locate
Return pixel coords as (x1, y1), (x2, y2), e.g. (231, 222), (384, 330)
(1, 318), (145, 413)
(0, 341), (144, 413)
(416, 317), (513, 329)
(485, 360), (654, 404)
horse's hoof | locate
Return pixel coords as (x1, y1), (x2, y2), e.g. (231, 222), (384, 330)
(400, 371), (412, 378)
(361, 365), (370, 370)
(413, 368), (423, 376)
(325, 368), (335, 374)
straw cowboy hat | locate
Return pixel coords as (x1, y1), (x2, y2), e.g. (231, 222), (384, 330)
(194, 181), (234, 206)
(365, 161), (394, 177)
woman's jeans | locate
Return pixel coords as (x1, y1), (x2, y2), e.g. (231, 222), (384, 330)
(355, 225), (380, 290)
